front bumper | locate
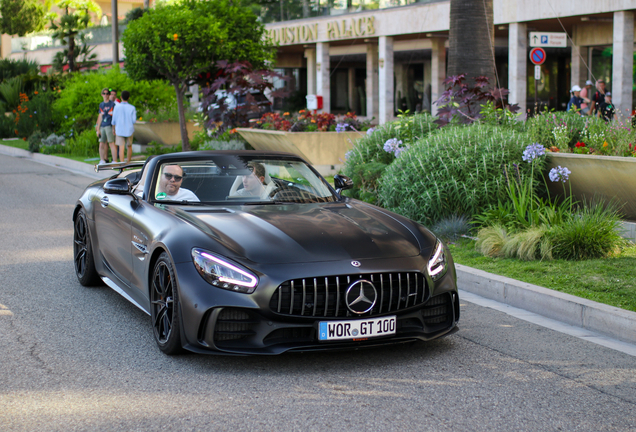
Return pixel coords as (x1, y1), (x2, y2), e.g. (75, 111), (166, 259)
(174, 256), (460, 355)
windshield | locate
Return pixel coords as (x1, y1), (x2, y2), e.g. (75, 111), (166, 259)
(151, 156), (338, 204)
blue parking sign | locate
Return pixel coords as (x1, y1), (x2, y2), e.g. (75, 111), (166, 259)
(541, 35), (548, 44)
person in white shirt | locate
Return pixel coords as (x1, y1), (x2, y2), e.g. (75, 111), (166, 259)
(111, 90), (137, 163)
(155, 164), (199, 202)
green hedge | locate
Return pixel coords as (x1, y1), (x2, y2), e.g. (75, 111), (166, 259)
(342, 113), (438, 203)
(378, 124), (540, 225)
(52, 67), (176, 134)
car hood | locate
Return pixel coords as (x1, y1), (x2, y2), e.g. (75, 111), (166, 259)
(181, 203), (421, 264)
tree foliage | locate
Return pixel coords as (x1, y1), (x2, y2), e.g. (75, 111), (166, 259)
(200, 61), (288, 135)
(0, 0), (46, 36)
(48, 0), (101, 72)
(122, 0), (274, 150)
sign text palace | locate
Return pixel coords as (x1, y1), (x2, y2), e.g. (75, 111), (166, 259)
(267, 17), (377, 45)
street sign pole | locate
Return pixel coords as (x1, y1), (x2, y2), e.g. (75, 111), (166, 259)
(534, 65), (541, 108)
(529, 48), (546, 112)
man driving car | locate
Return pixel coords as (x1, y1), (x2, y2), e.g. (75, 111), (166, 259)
(156, 164), (199, 202)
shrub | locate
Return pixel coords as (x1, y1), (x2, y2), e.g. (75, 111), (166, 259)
(27, 130), (46, 152)
(431, 215), (472, 242)
(526, 110), (589, 150)
(342, 112), (437, 203)
(15, 90), (57, 138)
(65, 129), (99, 157)
(378, 124), (537, 225)
(0, 59), (39, 81)
(198, 139), (246, 151)
(548, 200), (625, 260)
(52, 67), (175, 134)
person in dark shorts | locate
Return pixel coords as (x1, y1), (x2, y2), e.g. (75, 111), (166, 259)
(95, 87), (117, 163)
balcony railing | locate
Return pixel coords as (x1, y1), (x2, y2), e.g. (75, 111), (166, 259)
(12, 24), (127, 53)
(258, 0), (443, 24)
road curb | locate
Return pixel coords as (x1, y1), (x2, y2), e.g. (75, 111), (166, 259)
(456, 263), (636, 345)
(0, 143), (107, 179)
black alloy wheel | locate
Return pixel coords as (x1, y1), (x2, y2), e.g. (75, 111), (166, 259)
(151, 252), (183, 355)
(73, 209), (101, 286)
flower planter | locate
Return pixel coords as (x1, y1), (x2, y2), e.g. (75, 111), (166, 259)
(546, 153), (636, 221)
(133, 121), (201, 146)
(236, 128), (363, 176)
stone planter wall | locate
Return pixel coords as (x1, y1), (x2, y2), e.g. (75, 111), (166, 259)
(133, 121), (201, 146)
(546, 153), (636, 221)
(236, 128), (363, 176)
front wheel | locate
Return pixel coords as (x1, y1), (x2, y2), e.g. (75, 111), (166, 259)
(150, 252), (184, 355)
(73, 209), (101, 286)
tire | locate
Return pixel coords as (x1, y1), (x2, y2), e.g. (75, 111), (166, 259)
(73, 209), (102, 286)
(150, 252), (184, 355)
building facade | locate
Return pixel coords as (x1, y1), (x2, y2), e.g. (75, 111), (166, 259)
(5, 0), (635, 123)
(264, 0), (636, 123)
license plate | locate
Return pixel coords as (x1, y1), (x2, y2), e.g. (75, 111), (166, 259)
(318, 316), (396, 341)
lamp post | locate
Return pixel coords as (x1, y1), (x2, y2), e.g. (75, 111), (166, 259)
(111, 0), (118, 67)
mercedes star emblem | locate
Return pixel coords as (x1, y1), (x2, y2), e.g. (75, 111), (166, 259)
(345, 280), (377, 314)
(351, 261), (361, 267)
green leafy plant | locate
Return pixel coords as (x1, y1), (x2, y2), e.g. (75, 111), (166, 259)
(378, 124), (536, 226)
(342, 112), (437, 202)
(27, 130), (46, 152)
(52, 67), (175, 134)
(122, 0), (274, 151)
(431, 214), (472, 242)
(548, 199), (625, 260)
(65, 128), (99, 157)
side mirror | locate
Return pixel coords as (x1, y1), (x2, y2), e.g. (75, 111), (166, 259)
(334, 174), (353, 194)
(104, 178), (132, 195)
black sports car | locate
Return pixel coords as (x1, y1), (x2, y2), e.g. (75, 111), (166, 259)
(73, 151), (459, 355)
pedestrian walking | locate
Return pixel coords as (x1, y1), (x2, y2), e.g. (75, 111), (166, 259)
(95, 87), (117, 164)
(111, 90), (136, 164)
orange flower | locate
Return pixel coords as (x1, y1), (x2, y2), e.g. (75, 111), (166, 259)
(283, 112), (290, 116)
(603, 141), (609, 148)
(299, 109), (306, 113)
(34, 91), (38, 95)
(310, 119), (316, 123)
(173, 34), (178, 40)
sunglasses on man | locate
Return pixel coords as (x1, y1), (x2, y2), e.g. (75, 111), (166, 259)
(164, 173), (183, 182)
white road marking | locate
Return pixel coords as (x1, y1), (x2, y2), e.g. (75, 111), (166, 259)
(0, 304), (13, 316)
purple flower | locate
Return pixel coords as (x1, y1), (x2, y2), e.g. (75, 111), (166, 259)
(345, 150), (353, 160)
(549, 166), (571, 183)
(384, 138), (406, 157)
(335, 123), (349, 133)
(366, 127), (375, 135)
(522, 143), (546, 162)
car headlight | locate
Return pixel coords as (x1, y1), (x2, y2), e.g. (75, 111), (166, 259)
(427, 240), (447, 281)
(192, 249), (258, 294)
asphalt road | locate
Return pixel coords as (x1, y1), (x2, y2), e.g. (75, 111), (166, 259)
(1, 154), (635, 432)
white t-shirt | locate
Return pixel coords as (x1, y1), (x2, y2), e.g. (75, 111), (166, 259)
(157, 187), (199, 202)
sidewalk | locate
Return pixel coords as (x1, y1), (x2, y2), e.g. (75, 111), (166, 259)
(2, 142), (636, 349)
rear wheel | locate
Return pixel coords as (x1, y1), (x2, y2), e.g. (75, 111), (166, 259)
(73, 209), (101, 286)
(151, 252), (184, 355)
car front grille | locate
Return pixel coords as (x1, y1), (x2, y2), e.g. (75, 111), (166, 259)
(270, 272), (428, 318)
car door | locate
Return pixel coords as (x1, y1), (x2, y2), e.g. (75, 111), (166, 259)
(92, 189), (136, 286)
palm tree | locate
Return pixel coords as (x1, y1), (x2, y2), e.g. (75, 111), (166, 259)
(447, 0), (496, 86)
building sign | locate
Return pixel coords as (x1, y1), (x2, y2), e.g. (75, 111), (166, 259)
(327, 17), (376, 40)
(267, 17), (376, 45)
(268, 24), (319, 44)
(529, 32), (567, 48)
